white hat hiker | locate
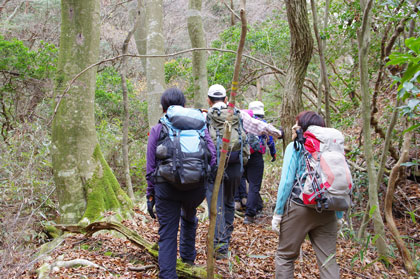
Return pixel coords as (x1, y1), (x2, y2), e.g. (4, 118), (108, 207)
(208, 84), (226, 98)
(249, 101), (265, 116)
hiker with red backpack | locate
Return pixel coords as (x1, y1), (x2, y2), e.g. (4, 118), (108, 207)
(205, 84), (284, 259)
(145, 87), (217, 278)
(272, 111), (352, 279)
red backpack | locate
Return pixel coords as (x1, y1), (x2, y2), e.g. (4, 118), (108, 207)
(293, 126), (352, 212)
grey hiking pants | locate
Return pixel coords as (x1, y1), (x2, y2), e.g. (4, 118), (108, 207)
(275, 201), (339, 279)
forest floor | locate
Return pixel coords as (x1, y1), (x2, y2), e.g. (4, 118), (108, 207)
(18, 184), (419, 279)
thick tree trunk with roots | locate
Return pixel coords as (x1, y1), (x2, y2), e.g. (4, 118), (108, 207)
(52, 0), (132, 224)
(187, 0), (208, 109)
(357, 0), (388, 257)
(145, 0), (166, 127)
(281, 0), (314, 142)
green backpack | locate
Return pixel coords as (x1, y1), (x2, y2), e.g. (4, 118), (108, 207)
(206, 107), (250, 169)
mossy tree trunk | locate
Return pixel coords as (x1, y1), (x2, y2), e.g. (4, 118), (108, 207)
(52, 0), (132, 224)
(187, 0), (208, 109)
(280, 0), (314, 143)
(145, 0), (166, 127)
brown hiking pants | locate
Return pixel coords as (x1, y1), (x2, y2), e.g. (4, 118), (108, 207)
(275, 201), (340, 279)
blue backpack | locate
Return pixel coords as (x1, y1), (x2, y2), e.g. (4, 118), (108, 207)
(154, 105), (210, 190)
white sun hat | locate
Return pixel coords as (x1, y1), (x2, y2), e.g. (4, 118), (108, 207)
(249, 101), (265, 116)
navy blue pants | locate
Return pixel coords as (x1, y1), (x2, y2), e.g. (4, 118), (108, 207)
(245, 152), (264, 217)
(155, 182), (206, 279)
(206, 162), (242, 254)
(235, 176), (248, 202)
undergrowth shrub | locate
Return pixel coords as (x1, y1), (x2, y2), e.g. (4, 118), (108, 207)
(0, 108), (55, 277)
(0, 36), (57, 142)
(95, 67), (149, 198)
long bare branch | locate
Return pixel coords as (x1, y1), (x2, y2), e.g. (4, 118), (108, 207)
(49, 47), (284, 125)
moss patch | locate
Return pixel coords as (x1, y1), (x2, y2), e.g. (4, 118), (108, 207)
(82, 144), (133, 223)
(43, 224), (61, 239)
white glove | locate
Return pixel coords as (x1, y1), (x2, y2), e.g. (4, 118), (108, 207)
(337, 218), (345, 231)
(271, 214), (283, 234)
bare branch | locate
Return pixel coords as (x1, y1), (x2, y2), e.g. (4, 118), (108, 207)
(221, 0), (240, 21)
(0, 0), (12, 14)
(129, 265), (157, 272)
(49, 47), (284, 125)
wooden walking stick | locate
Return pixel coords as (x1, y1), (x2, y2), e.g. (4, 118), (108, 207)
(206, 1), (247, 278)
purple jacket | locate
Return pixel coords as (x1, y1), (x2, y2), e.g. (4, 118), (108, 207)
(146, 123), (217, 197)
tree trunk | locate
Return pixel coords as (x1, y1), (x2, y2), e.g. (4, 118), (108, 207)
(357, 97), (401, 240)
(230, 0), (235, 26)
(145, 0), (166, 127)
(187, 0), (208, 109)
(256, 78), (262, 101)
(357, 0), (388, 257)
(281, 0), (313, 143)
(317, 76), (322, 115)
(310, 0), (330, 126)
(384, 127), (415, 274)
(121, 11), (137, 201)
(52, 0), (132, 224)
(134, 0), (147, 73)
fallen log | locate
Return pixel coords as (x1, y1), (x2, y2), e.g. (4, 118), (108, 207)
(55, 221), (213, 278)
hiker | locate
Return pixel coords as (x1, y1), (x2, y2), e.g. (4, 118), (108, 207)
(146, 87), (217, 279)
(233, 109), (254, 212)
(272, 111), (343, 279)
(241, 101), (277, 224)
(206, 84), (283, 259)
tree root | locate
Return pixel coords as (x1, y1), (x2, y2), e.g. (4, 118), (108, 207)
(37, 257), (107, 279)
(52, 258), (107, 270)
(55, 221), (214, 278)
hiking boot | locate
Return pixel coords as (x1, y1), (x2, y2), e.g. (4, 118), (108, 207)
(241, 197), (247, 207)
(243, 215), (255, 224)
(181, 258), (195, 266)
(235, 201), (242, 211)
